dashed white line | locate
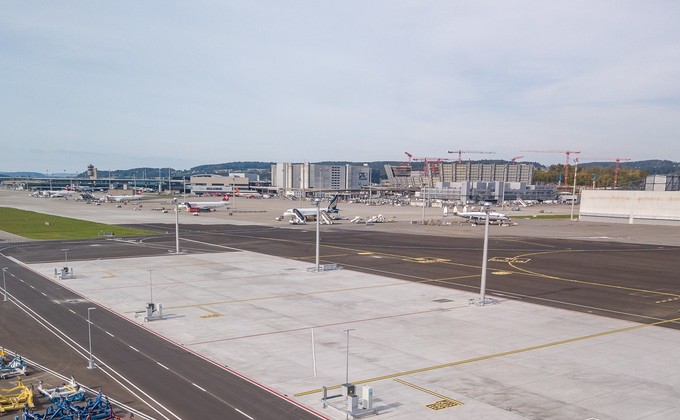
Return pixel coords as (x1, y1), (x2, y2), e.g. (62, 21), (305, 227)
(105, 331), (114, 337)
(234, 408), (254, 419)
(157, 362), (169, 370)
(68, 309), (76, 314)
(129, 346), (139, 352)
(191, 383), (206, 392)
(40, 292), (47, 296)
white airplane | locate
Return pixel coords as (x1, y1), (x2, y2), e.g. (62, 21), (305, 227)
(179, 196), (230, 212)
(452, 205), (510, 223)
(283, 195), (340, 224)
(40, 189), (76, 198)
(101, 194), (145, 203)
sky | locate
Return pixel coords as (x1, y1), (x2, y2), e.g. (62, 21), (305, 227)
(2, 1), (679, 173)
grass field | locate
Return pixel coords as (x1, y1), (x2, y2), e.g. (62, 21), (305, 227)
(0, 207), (158, 239)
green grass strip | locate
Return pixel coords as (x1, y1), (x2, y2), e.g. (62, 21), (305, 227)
(0, 207), (157, 240)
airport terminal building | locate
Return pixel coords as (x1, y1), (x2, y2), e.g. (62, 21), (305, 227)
(421, 181), (557, 203)
(270, 163), (370, 196)
(385, 161), (535, 188)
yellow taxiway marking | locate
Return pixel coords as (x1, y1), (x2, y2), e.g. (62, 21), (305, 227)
(507, 250), (680, 300)
(656, 296), (680, 304)
(198, 306), (223, 318)
(294, 316), (680, 397)
(394, 378), (463, 409)
(408, 257), (451, 264)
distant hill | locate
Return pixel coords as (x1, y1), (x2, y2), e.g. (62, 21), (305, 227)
(0, 172), (48, 178)
(581, 159), (679, 175)
(63, 159), (678, 182)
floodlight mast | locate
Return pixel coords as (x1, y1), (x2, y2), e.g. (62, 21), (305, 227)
(173, 198), (180, 253)
(479, 209), (490, 304)
(315, 199), (321, 271)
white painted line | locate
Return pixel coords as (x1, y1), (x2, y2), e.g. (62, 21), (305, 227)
(68, 309), (76, 314)
(105, 331), (114, 337)
(129, 345), (139, 352)
(192, 382), (207, 392)
(157, 362), (169, 370)
(234, 408), (254, 420)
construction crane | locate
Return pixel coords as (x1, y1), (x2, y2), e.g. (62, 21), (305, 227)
(447, 150), (497, 163)
(510, 155), (524, 163)
(520, 150), (581, 186)
(404, 152), (452, 185)
(579, 157), (632, 189)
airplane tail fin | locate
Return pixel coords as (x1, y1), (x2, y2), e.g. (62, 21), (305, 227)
(327, 195), (340, 212)
(453, 205), (459, 215)
(222, 196), (229, 202)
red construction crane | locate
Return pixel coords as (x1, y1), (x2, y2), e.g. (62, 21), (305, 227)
(510, 155), (524, 163)
(447, 150), (497, 163)
(579, 157), (632, 189)
(404, 152), (451, 180)
(520, 150), (581, 186)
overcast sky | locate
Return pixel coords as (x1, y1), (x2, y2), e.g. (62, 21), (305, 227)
(2, 1), (679, 173)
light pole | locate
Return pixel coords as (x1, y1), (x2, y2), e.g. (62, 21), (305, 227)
(570, 158), (579, 221)
(87, 307), (96, 369)
(173, 198), (180, 254)
(148, 269), (153, 304)
(2, 267), (8, 302)
(421, 185), (426, 223)
(61, 248), (69, 266)
(315, 198), (321, 271)
(479, 208), (490, 305)
(342, 328), (355, 384)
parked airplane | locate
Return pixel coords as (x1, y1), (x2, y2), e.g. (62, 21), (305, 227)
(283, 196), (340, 224)
(101, 194), (145, 203)
(30, 189), (75, 198)
(179, 196), (230, 212)
(452, 205), (510, 223)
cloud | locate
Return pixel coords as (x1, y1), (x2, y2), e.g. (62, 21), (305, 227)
(1, 1), (679, 171)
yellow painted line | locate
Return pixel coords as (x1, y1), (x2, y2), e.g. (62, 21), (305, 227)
(294, 316), (680, 397)
(358, 252), (374, 255)
(200, 313), (222, 319)
(507, 252), (680, 299)
(656, 297), (680, 304)
(197, 306), (223, 317)
(394, 378), (463, 407)
(496, 238), (558, 248)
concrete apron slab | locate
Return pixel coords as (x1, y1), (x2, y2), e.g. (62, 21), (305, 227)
(30, 251), (680, 420)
